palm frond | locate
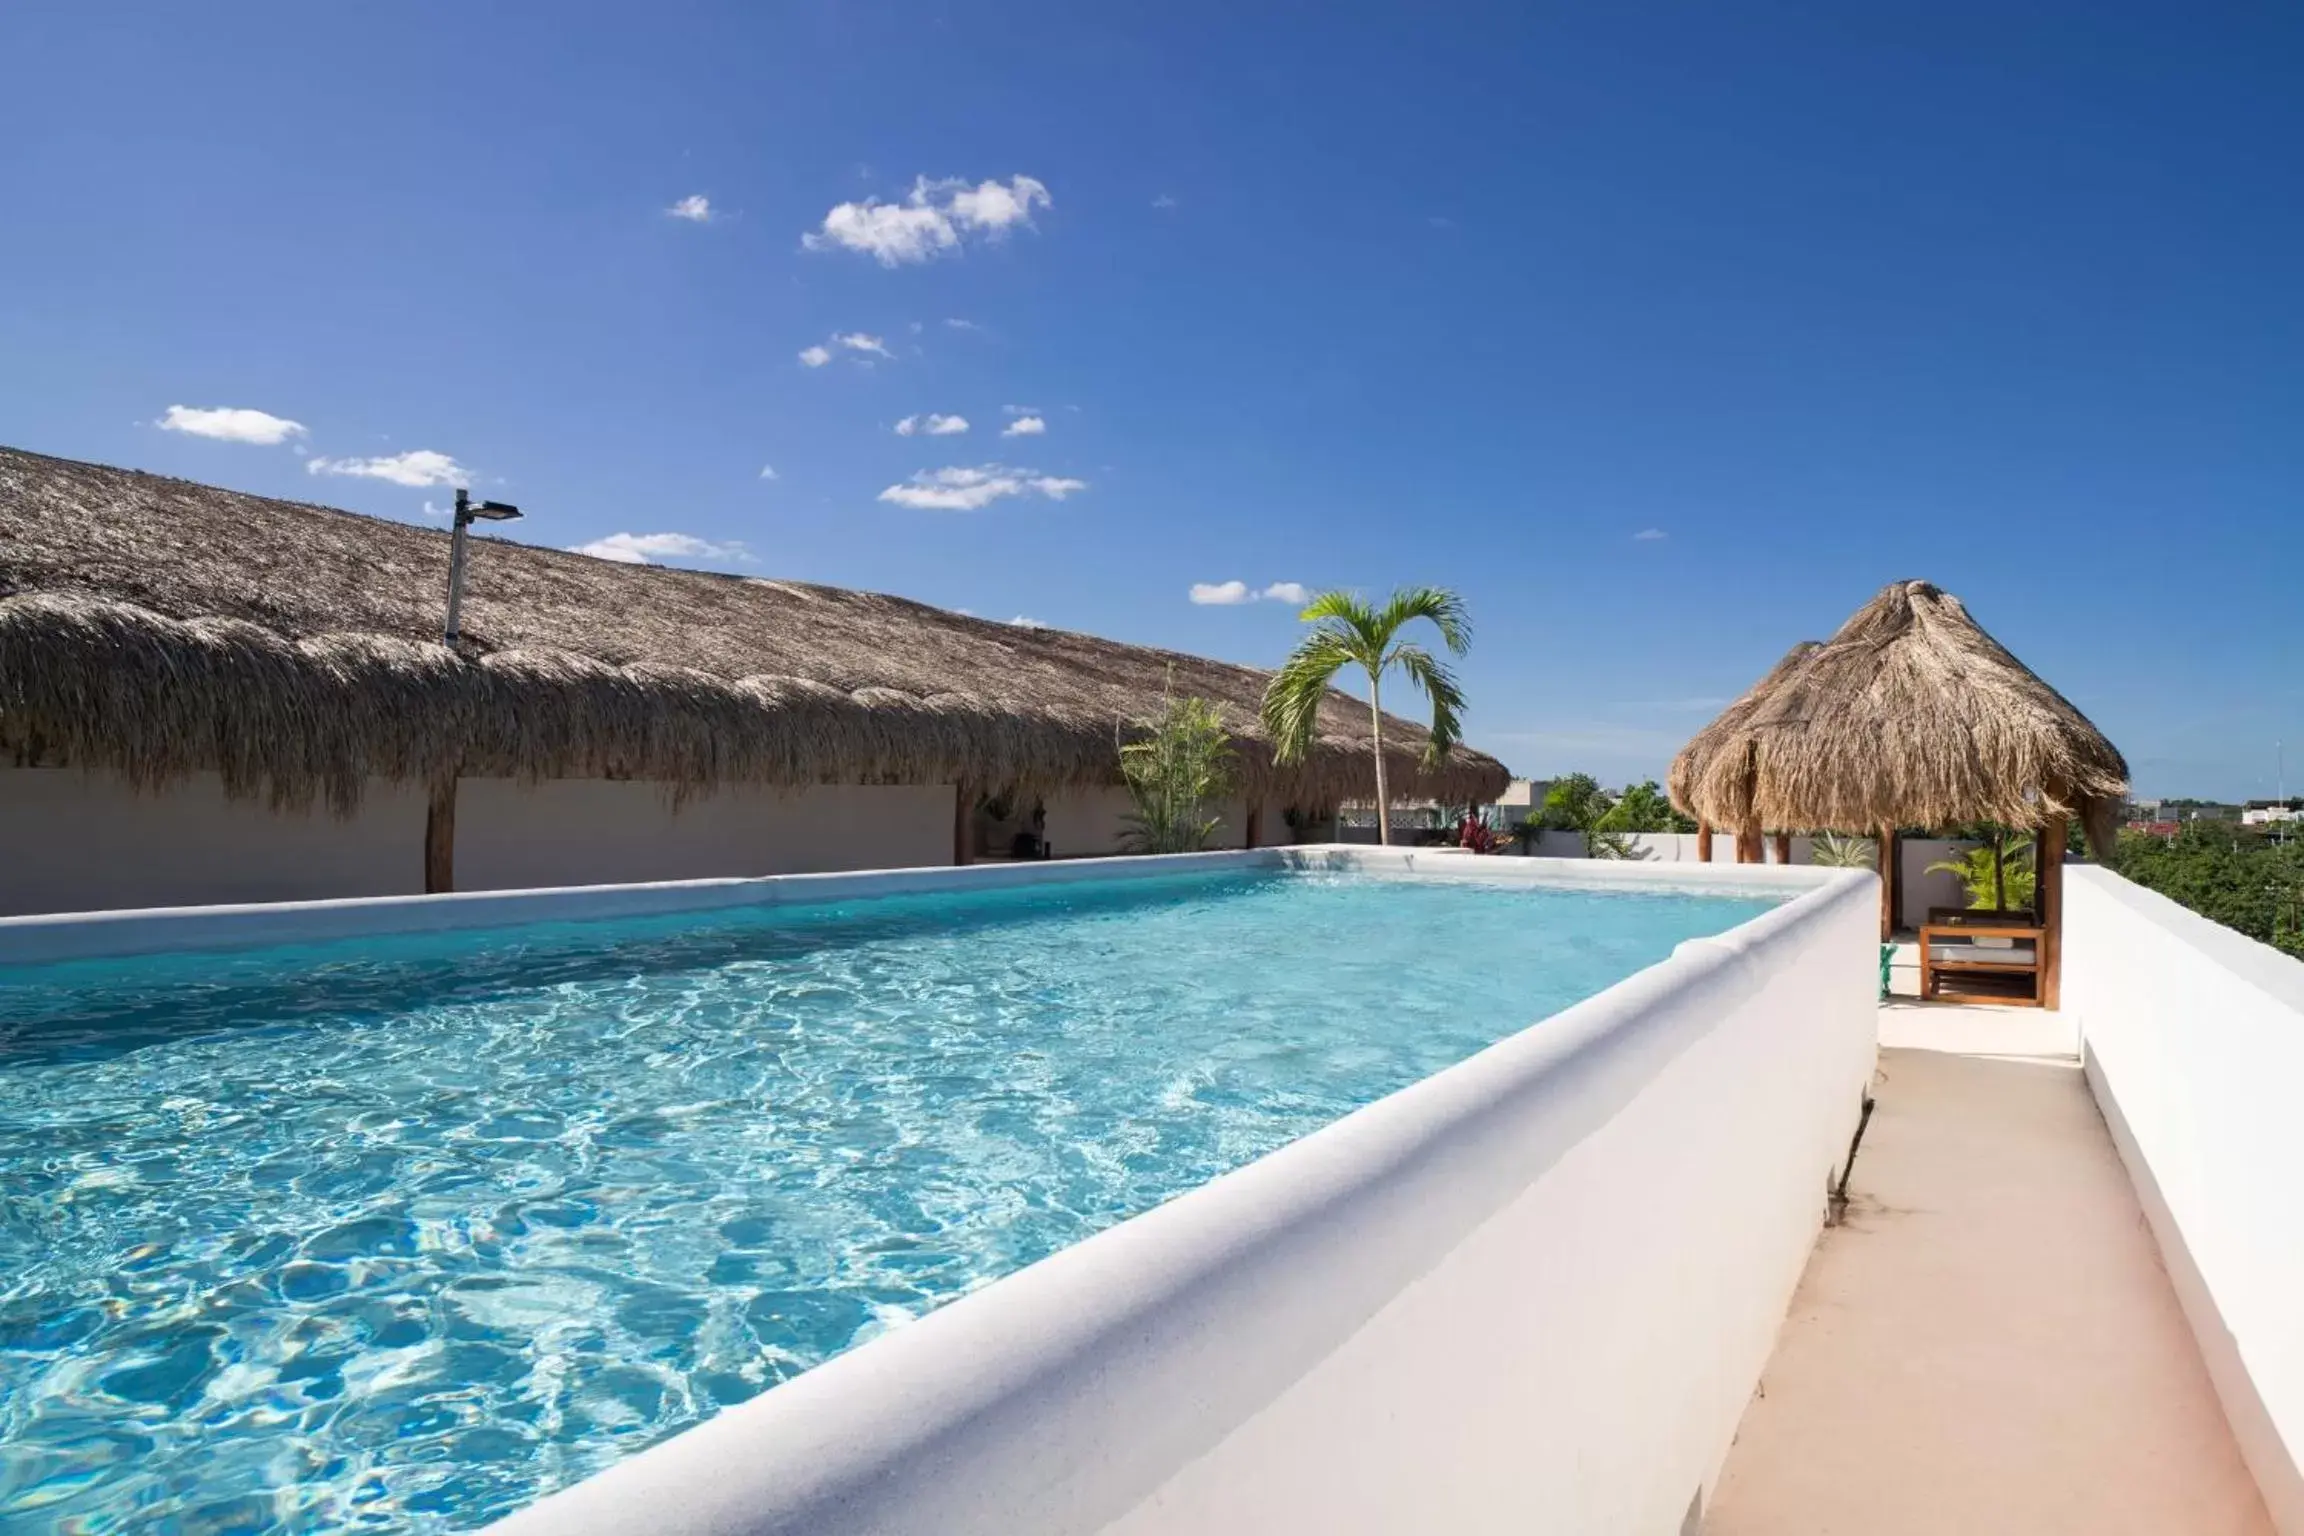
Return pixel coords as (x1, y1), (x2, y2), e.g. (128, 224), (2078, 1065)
(1260, 630), (1358, 765)
(1377, 585), (1472, 657)
(1392, 643), (1464, 764)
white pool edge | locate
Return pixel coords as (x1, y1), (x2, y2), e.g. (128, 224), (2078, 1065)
(0, 845), (1836, 966)
(429, 852), (1866, 1536)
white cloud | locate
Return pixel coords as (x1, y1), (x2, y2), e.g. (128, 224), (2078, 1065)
(802, 175), (1051, 266)
(157, 405), (306, 445)
(1152, 193), (1178, 210)
(943, 317), (984, 332)
(570, 531), (752, 566)
(306, 449), (467, 488)
(798, 344), (833, 368)
(894, 413), (970, 437)
(834, 331), (892, 358)
(1001, 415), (1046, 438)
(421, 499), (452, 518)
(1010, 615), (1045, 629)
(758, 464), (778, 480)
(666, 194), (713, 222)
(877, 464), (1087, 512)
(1190, 579), (1311, 606)
(1633, 528), (1667, 541)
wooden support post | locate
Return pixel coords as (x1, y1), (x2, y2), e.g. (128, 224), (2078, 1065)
(424, 778), (457, 894)
(1878, 825), (1900, 941)
(952, 783), (973, 866)
(1771, 830), (1792, 865)
(2036, 818), (2065, 1010)
(1696, 821), (1713, 862)
(1735, 821), (1764, 863)
(1244, 804), (1262, 849)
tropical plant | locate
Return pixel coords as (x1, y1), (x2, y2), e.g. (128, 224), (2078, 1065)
(1261, 586), (1471, 846)
(1810, 832), (1878, 868)
(1587, 826), (1651, 860)
(1594, 779), (1694, 835)
(1927, 826), (2036, 912)
(1117, 686), (1236, 854)
(2115, 821), (2304, 959)
(1533, 773), (1608, 832)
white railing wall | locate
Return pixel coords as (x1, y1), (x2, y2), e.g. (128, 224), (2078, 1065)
(2064, 867), (2304, 1534)
(486, 856), (1878, 1536)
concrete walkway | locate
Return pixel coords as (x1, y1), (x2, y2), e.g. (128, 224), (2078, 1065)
(1705, 1009), (2273, 1535)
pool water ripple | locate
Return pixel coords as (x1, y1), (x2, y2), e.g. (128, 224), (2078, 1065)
(0, 870), (1774, 1531)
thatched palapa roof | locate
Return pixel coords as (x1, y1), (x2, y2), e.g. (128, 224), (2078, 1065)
(1669, 580), (2128, 854)
(1664, 639), (1821, 830)
(0, 447), (1507, 812)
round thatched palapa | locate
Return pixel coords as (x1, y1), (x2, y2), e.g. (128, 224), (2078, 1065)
(1671, 580), (2128, 856)
(1664, 640), (1822, 834)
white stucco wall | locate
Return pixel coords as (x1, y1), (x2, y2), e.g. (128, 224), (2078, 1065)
(474, 855), (1877, 1536)
(1040, 786), (1138, 858)
(1038, 789), (1291, 858)
(0, 767), (429, 916)
(0, 770), (956, 916)
(454, 780), (953, 890)
(2064, 868), (2304, 1533)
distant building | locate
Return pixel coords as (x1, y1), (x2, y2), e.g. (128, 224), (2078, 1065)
(2156, 799), (2245, 822)
(2241, 800), (2302, 826)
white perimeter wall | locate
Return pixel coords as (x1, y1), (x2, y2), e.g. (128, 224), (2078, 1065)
(455, 780), (951, 890)
(1040, 788), (1292, 858)
(2065, 867), (2304, 1533)
(0, 769), (954, 915)
(488, 857), (1879, 1536)
(1512, 833), (1973, 929)
(0, 767), (429, 915)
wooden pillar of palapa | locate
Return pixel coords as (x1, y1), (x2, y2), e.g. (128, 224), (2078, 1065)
(1696, 821), (1713, 862)
(1735, 821), (1764, 863)
(952, 783), (973, 866)
(1771, 830), (1793, 865)
(2036, 818), (2066, 1010)
(424, 778), (457, 894)
(1244, 804), (1262, 849)
(1877, 824), (1900, 941)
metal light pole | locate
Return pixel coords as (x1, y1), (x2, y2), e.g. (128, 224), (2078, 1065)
(443, 487), (523, 648)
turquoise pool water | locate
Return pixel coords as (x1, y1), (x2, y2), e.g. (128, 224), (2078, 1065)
(0, 869), (1776, 1532)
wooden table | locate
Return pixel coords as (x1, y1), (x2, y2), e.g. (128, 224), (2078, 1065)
(1919, 913), (2045, 1007)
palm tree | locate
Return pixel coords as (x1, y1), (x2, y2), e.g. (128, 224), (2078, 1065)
(1260, 587), (1471, 846)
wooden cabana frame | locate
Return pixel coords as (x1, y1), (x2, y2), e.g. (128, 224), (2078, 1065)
(1669, 581), (2127, 1009)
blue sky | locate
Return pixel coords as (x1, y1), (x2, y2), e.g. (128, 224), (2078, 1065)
(3, 2), (2298, 799)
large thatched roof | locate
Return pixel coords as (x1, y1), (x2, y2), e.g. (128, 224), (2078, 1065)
(1669, 580), (2128, 854)
(0, 447), (1507, 812)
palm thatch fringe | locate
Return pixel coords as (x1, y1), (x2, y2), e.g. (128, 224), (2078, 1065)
(0, 446), (1508, 811)
(1669, 580), (2128, 855)
(1665, 640), (1822, 833)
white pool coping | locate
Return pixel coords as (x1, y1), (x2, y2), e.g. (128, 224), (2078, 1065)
(0, 844), (1838, 966)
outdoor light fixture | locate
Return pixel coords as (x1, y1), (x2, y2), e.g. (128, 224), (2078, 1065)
(443, 487), (523, 649)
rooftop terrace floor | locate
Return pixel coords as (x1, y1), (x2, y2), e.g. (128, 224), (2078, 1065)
(1705, 1005), (2273, 1534)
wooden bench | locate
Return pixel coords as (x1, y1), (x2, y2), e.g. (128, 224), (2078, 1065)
(1919, 908), (2045, 1007)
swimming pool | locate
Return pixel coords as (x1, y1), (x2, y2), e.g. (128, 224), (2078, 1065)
(0, 865), (1779, 1532)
